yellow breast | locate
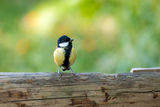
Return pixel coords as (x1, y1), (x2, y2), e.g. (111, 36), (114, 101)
(69, 47), (76, 66)
(53, 48), (65, 66)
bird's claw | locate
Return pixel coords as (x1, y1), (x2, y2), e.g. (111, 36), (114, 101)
(72, 72), (76, 76)
(58, 71), (62, 76)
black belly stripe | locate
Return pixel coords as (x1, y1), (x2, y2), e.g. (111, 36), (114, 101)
(62, 45), (72, 69)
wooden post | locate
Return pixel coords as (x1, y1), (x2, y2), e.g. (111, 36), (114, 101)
(0, 72), (160, 107)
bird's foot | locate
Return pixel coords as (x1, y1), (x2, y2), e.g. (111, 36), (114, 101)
(70, 68), (76, 76)
(58, 67), (62, 78)
(58, 71), (62, 76)
(72, 72), (76, 76)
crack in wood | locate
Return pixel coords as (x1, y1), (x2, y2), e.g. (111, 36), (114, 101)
(3, 96), (87, 103)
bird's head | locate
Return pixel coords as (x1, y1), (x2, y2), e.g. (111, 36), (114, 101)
(57, 35), (73, 48)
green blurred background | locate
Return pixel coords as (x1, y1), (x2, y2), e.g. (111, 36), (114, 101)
(0, 0), (160, 73)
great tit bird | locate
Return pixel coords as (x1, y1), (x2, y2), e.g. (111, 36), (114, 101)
(53, 35), (76, 76)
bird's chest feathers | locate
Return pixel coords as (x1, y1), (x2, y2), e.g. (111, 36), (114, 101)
(54, 48), (65, 66)
(54, 46), (72, 67)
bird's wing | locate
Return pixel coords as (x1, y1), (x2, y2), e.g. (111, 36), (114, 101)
(69, 47), (76, 66)
(53, 48), (65, 66)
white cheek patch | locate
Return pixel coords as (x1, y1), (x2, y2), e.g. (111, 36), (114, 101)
(59, 42), (69, 47)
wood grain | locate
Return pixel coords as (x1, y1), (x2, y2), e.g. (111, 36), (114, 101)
(0, 72), (160, 107)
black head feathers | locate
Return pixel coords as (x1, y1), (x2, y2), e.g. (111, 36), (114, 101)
(57, 35), (73, 47)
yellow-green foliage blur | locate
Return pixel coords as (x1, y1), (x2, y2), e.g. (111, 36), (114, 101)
(0, 0), (160, 73)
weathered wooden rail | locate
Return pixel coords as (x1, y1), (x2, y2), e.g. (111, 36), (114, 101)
(0, 69), (160, 107)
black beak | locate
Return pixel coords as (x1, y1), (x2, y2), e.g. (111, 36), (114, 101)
(70, 39), (74, 42)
